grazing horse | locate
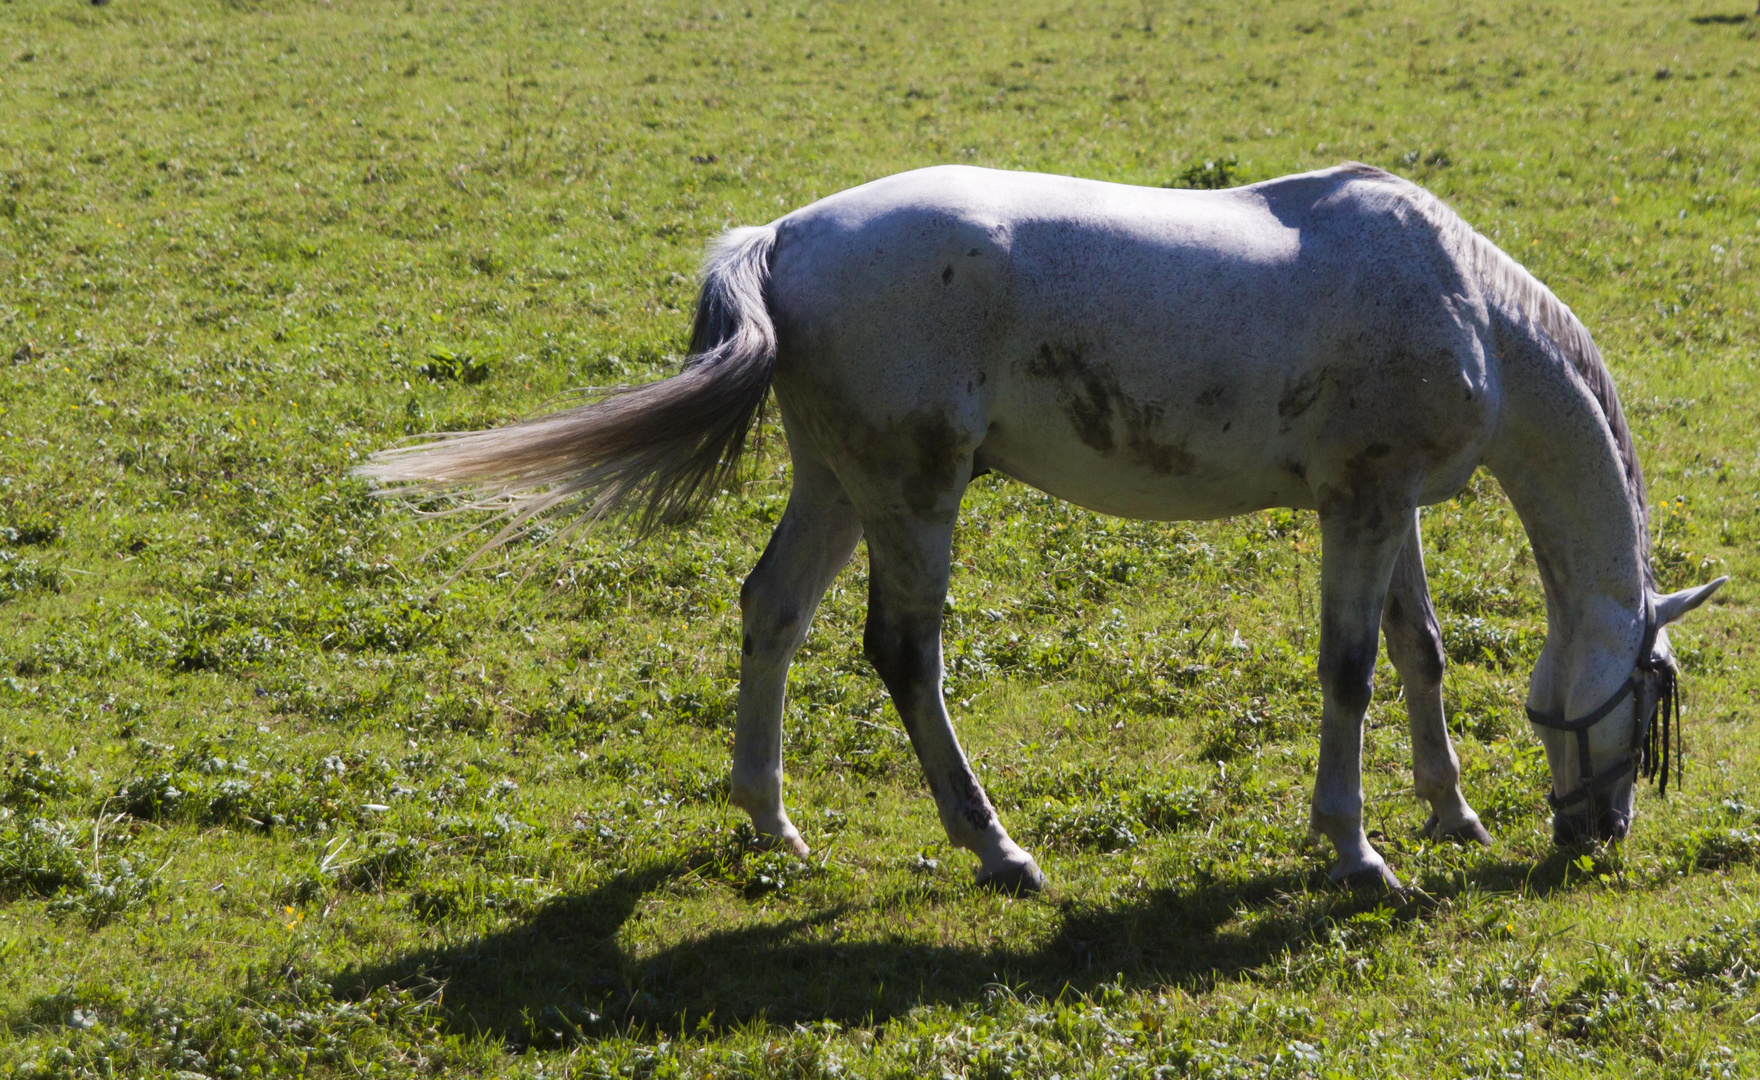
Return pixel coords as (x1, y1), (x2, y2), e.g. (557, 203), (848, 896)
(362, 163), (1725, 892)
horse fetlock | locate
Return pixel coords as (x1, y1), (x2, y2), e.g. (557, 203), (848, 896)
(1313, 798), (1398, 888)
(1416, 786), (1488, 845)
(726, 772), (779, 814)
(1308, 796), (1363, 842)
(728, 777), (808, 853)
(934, 780), (1006, 849)
(1326, 837), (1400, 891)
(768, 828), (812, 857)
(1410, 756), (1463, 801)
(971, 836), (1046, 895)
(745, 809), (810, 856)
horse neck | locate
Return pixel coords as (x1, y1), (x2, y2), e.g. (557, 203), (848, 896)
(1484, 338), (1650, 713)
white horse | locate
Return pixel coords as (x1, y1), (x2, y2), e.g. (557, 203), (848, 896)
(363, 163), (1724, 892)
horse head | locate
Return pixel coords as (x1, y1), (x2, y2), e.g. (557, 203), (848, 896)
(1528, 577), (1726, 845)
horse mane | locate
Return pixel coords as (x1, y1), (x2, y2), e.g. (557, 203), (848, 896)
(1335, 163), (1652, 586)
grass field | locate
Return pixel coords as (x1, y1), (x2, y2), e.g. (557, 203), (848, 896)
(2, 0), (1759, 1075)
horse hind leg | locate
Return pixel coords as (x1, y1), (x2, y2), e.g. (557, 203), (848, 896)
(728, 455), (863, 855)
(861, 511), (1045, 894)
(1381, 511), (1490, 845)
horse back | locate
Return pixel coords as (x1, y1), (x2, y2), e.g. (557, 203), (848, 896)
(768, 164), (1499, 521)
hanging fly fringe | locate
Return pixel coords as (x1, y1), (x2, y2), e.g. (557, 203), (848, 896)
(1639, 651), (1682, 797)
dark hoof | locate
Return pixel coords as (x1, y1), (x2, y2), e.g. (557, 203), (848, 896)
(1422, 814), (1493, 847)
(976, 860), (1047, 896)
(1335, 865), (1403, 895)
(750, 831), (811, 857)
(1440, 820), (1493, 847)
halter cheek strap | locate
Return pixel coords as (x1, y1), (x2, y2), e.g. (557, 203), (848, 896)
(1523, 606), (1682, 824)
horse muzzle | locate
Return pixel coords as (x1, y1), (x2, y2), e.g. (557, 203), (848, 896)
(1552, 805), (1630, 846)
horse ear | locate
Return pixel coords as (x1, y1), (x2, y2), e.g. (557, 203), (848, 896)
(1653, 576), (1728, 626)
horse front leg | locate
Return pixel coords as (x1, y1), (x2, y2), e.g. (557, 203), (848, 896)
(1381, 510), (1490, 845)
(1312, 492), (1415, 891)
(862, 514), (1046, 894)
(729, 456), (863, 855)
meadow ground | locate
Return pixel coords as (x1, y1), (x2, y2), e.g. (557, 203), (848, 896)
(1, 0), (1758, 1075)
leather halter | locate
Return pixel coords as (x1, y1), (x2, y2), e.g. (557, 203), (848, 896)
(1523, 604), (1682, 826)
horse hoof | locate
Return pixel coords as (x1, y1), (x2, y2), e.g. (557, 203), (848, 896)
(752, 829), (810, 857)
(976, 858), (1047, 896)
(1334, 865), (1403, 894)
(1422, 814), (1492, 847)
(1441, 820), (1493, 847)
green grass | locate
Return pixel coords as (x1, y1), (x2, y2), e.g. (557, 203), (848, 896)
(1, 0), (1758, 1075)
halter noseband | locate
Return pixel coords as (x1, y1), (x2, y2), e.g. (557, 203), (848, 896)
(1523, 605), (1682, 827)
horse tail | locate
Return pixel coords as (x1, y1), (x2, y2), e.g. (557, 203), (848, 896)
(356, 224), (779, 540)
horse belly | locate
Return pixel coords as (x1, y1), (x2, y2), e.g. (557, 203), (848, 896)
(977, 419), (1316, 521)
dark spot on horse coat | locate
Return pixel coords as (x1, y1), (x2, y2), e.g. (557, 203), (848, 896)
(1029, 341), (1116, 453)
(863, 609), (938, 705)
(1195, 383), (1233, 409)
(942, 264), (954, 284)
(899, 411), (966, 516)
(1322, 638), (1378, 716)
(836, 408), (971, 519)
(1343, 440), (1404, 477)
(1277, 368), (1327, 429)
(742, 632), (754, 656)
(1316, 481), (1388, 537)
(947, 768), (996, 830)
(966, 248), (980, 256)
(1130, 436), (1196, 477)
(1026, 341), (1196, 475)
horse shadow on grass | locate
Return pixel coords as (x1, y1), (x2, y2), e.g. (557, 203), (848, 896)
(334, 844), (1604, 1046)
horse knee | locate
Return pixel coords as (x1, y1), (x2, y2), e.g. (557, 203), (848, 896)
(1319, 641), (1377, 716)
